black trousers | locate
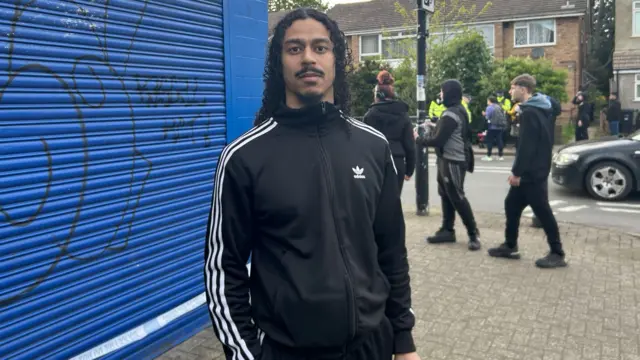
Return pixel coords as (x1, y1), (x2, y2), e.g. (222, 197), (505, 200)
(394, 156), (406, 194)
(575, 125), (589, 141)
(504, 179), (564, 255)
(259, 317), (393, 360)
(437, 158), (478, 236)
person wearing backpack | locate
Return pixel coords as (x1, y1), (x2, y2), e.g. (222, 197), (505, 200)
(481, 96), (507, 161)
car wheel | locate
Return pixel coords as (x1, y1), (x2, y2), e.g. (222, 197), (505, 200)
(585, 161), (633, 201)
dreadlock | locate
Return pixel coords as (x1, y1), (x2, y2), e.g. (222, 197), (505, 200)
(254, 8), (354, 126)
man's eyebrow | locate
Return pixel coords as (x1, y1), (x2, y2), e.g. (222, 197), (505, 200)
(283, 37), (332, 46)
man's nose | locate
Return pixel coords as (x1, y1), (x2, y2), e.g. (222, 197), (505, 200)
(301, 47), (317, 65)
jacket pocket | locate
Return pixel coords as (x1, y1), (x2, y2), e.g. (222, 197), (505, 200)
(271, 274), (351, 348)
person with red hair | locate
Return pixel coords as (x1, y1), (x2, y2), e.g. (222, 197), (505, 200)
(363, 70), (416, 193)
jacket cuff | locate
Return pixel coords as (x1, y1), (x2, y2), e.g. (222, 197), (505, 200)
(393, 330), (416, 354)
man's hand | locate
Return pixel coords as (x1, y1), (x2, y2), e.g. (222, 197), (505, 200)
(395, 352), (421, 360)
(507, 175), (521, 187)
(578, 120), (583, 127)
(405, 175), (411, 181)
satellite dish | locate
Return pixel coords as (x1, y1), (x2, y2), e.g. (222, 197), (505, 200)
(531, 47), (544, 59)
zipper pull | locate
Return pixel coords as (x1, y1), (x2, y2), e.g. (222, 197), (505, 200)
(321, 102), (326, 114)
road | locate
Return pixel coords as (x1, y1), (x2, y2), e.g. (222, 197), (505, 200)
(401, 155), (640, 235)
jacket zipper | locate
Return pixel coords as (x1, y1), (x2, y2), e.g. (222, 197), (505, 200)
(316, 103), (357, 342)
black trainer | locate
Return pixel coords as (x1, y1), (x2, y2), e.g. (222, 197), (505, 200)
(426, 228), (456, 244)
(535, 252), (567, 268)
(468, 232), (481, 251)
(487, 243), (520, 259)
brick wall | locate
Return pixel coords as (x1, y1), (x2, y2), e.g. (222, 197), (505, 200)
(494, 17), (584, 122)
(347, 35), (360, 63)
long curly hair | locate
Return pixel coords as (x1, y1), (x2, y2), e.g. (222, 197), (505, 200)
(254, 8), (354, 125)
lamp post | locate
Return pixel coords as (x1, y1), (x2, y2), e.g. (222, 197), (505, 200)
(415, 0), (434, 216)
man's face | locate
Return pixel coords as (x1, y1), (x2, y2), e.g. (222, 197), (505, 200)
(439, 90), (443, 102)
(609, 94), (616, 100)
(510, 84), (525, 102)
(281, 18), (335, 108)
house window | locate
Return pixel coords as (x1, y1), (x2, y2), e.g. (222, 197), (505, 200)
(430, 25), (494, 53)
(634, 1), (640, 36)
(472, 24), (495, 53)
(636, 74), (640, 101)
(359, 32), (414, 64)
(382, 32), (413, 60)
(359, 35), (380, 60)
(514, 19), (556, 47)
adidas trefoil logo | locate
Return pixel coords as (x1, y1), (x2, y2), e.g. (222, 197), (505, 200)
(352, 166), (365, 179)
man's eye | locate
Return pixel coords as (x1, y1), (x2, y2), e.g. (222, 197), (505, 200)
(288, 47), (302, 54)
(316, 46), (328, 53)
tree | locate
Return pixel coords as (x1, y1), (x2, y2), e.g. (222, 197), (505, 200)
(477, 56), (569, 105)
(425, 30), (492, 100)
(584, 0), (614, 94)
(348, 60), (392, 116)
(268, 0), (328, 12)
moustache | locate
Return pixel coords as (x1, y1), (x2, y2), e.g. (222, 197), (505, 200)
(295, 67), (324, 78)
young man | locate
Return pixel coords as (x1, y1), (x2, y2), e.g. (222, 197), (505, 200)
(607, 92), (622, 136)
(417, 79), (481, 251)
(531, 92), (561, 229)
(488, 74), (567, 268)
(481, 96), (507, 161)
(204, 8), (420, 360)
(572, 91), (591, 141)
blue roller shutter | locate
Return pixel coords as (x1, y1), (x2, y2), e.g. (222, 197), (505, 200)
(0, 0), (226, 358)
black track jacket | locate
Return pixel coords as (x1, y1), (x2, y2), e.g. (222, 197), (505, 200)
(204, 101), (415, 360)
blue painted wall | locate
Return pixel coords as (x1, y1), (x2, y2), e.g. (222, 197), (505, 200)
(224, 0), (269, 143)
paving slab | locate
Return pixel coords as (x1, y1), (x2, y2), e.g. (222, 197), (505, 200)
(158, 210), (640, 360)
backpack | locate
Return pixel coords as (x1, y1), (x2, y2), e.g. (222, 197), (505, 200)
(491, 104), (508, 128)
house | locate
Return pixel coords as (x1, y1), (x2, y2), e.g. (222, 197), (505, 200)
(612, 0), (640, 110)
(269, 0), (589, 110)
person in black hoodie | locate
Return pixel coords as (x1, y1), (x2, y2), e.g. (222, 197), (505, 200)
(205, 8), (420, 360)
(606, 92), (622, 136)
(572, 91), (591, 141)
(531, 92), (561, 229)
(416, 79), (481, 251)
(364, 70), (416, 193)
(488, 74), (566, 268)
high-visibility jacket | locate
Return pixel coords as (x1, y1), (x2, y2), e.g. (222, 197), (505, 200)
(462, 101), (472, 123)
(428, 100), (446, 119)
(497, 96), (512, 114)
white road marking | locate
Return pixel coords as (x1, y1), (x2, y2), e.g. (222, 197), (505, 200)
(596, 202), (640, 208)
(599, 207), (640, 214)
(556, 205), (589, 212)
(549, 200), (567, 206)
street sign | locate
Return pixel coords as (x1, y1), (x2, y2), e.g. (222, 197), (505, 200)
(418, 0), (435, 13)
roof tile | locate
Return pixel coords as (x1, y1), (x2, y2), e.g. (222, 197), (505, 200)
(269, 0), (588, 34)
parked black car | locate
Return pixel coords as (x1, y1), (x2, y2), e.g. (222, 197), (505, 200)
(551, 130), (640, 201)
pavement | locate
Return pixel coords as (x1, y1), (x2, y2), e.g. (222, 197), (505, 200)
(157, 209), (640, 360)
(401, 154), (640, 235)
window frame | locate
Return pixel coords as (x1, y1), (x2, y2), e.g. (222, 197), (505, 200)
(635, 73), (640, 101)
(359, 34), (382, 60)
(380, 32), (414, 63)
(513, 19), (557, 48)
(634, 1), (640, 36)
